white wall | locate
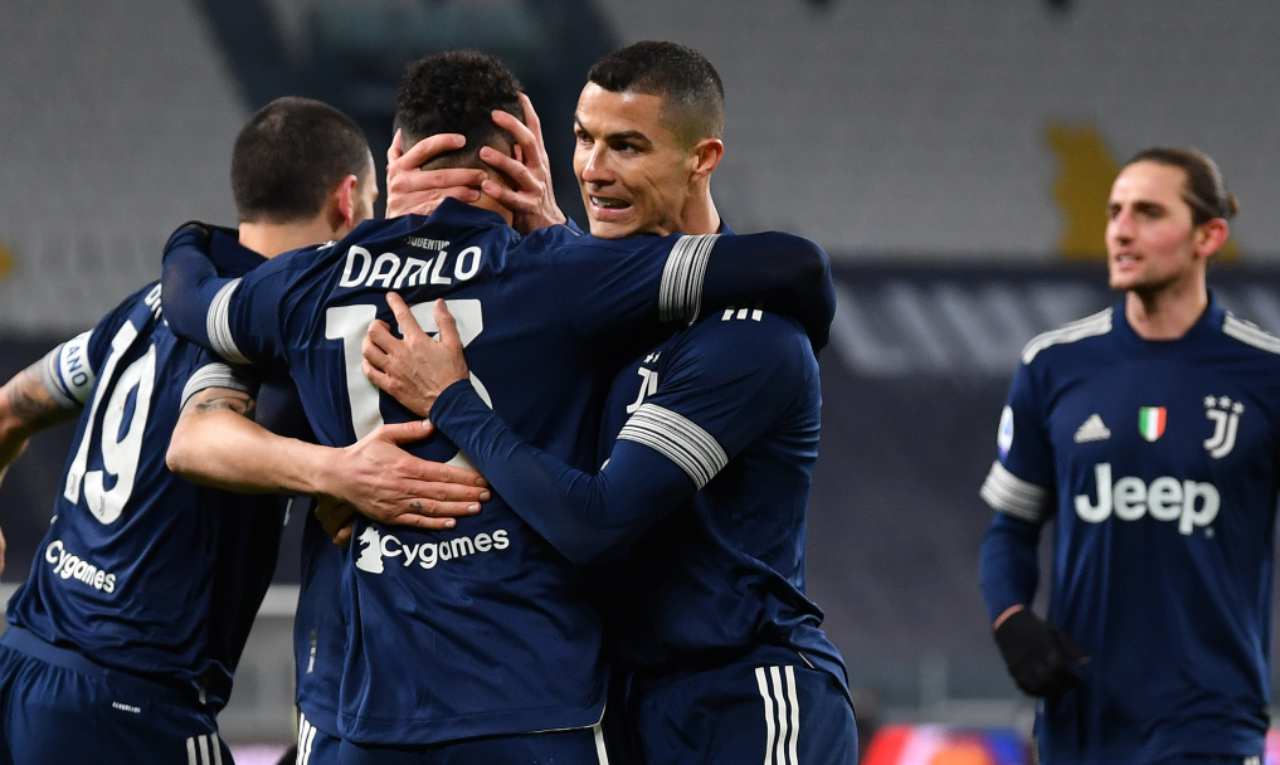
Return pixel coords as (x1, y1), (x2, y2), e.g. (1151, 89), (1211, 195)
(0, 0), (246, 332)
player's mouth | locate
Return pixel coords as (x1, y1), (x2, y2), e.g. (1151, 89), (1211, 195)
(588, 195), (633, 222)
(1110, 252), (1142, 270)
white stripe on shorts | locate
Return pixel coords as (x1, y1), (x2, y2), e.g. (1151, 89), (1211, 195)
(755, 666), (801, 765)
(593, 722), (610, 764)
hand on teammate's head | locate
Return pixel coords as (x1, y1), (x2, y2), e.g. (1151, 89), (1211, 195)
(478, 92), (566, 234)
(385, 129), (484, 218)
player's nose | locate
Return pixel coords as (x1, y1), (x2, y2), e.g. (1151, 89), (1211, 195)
(579, 148), (614, 186)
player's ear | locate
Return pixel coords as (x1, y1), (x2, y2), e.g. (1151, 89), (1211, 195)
(1196, 218), (1230, 259)
(332, 174), (359, 230)
(690, 137), (724, 181)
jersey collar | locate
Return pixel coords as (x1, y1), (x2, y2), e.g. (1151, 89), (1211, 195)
(1112, 290), (1226, 348)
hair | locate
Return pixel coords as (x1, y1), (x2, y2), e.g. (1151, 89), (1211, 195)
(394, 50), (523, 171)
(231, 97), (370, 224)
(587, 41), (725, 145)
(1125, 146), (1239, 225)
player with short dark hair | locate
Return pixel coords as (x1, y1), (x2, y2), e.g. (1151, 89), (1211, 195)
(232, 96), (373, 224)
(0, 96), (478, 764)
(979, 147), (1274, 764)
(371, 40), (857, 763)
(160, 49), (836, 764)
(587, 39), (725, 144)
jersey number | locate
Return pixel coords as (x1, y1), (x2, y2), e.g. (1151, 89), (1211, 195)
(63, 321), (156, 524)
(325, 300), (492, 467)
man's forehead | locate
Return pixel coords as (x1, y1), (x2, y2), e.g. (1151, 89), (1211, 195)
(575, 83), (671, 137)
(1110, 162), (1184, 203)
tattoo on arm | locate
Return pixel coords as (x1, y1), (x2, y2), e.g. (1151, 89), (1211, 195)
(1, 362), (75, 434)
(184, 388), (257, 420)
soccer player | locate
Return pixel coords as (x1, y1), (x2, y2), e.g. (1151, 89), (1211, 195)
(363, 42), (858, 764)
(0, 97), (481, 763)
(159, 50), (835, 763)
(978, 147), (1273, 764)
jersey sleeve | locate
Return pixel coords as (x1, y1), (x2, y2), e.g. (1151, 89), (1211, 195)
(427, 314), (814, 564)
(978, 361), (1054, 524)
(37, 283), (158, 408)
(37, 329), (97, 409)
(555, 231), (833, 347)
(616, 314), (815, 487)
(177, 351), (259, 411)
(161, 225), (296, 367)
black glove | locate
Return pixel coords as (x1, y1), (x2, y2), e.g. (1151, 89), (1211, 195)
(994, 608), (1087, 698)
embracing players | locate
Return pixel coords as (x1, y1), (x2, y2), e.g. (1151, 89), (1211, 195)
(979, 147), (1276, 764)
(161, 49), (835, 763)
(368, 41), (858, 764)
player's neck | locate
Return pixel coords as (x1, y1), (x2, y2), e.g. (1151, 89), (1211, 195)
(679, 191), (721, 235)
(471, 194), (515, 226)
(1124, 277), (1209, 341)
(238, 219), (340, 260)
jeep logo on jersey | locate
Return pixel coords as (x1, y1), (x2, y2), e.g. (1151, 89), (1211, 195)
(354, 525), (511, 574)
(1203, 396), (1244, 459)
(1074, 463), (1219, 535)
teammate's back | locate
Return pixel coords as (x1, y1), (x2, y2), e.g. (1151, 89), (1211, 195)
(6, 235), (281, 707)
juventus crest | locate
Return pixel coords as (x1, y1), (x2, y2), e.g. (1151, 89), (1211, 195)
(1203, 396), (1244, 459)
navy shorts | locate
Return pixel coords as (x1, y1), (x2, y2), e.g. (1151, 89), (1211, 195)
(624, 658), (857, 764)
(334, 725), (609, 764)
(0, 627), (231, 764)
(296, 710), (342, 765)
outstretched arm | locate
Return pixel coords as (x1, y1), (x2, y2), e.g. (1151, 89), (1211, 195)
(363, 296), (800, 564)
(168, 386), (488, 531)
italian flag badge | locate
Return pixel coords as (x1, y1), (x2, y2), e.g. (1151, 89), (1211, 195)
(1138, 406), (1167, 442)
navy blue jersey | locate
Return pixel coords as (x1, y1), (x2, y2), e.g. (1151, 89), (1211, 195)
(979, 297), (1280, 763)
(6, 233), (287, 708)
(158, 200), (833, 745)
(428, 311), (849, 694)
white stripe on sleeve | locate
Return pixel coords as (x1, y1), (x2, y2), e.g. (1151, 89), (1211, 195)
(38, 330), (96, 408)
(617, 403), (728, 489)
(658, 234), (720, 324)
(180, 362), (253, 411)
(211, 733), (223, 765)
(979, 461), (1049, 522)
(186, 737), (198, 765)
(207, 278), (251, 364)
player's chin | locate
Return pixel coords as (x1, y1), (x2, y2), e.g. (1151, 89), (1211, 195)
(585, 216), (640, 240)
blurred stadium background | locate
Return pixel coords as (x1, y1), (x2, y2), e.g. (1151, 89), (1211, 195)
(4, 0), (1280, 762)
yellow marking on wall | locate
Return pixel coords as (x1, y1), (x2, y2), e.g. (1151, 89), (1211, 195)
(1045, 122), (1239, 261)
(1046, 122), (1118, 260)
(0, 241), (13, 280)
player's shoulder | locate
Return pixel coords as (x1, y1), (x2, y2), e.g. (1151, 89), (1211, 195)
(1219, 311), (1280, 361)
(673, 310), (813, 377)
(1019, 306), (1115, 366)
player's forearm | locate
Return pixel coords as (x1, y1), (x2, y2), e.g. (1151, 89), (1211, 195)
(160, 227), (225, 349)
(979, 512), (1044, 626)
(701, 232), (835, 349)
(431, 380), (690, 564)
(167, 399), (329, 497)
(0, 361), (75, 466)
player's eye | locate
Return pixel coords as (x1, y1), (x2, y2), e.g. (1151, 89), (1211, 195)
(575, 129), (593, 146)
